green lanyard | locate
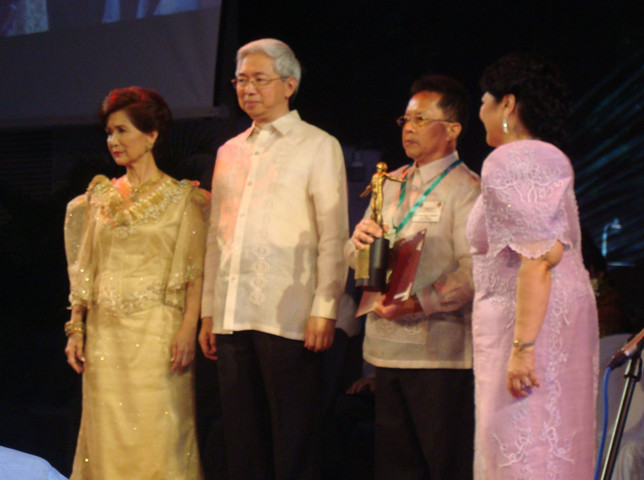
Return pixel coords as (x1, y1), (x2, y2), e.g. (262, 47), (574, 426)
(392, 159), (462, 235)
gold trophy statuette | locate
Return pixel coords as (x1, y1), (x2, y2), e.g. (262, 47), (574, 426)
(355, 162), (403, 291)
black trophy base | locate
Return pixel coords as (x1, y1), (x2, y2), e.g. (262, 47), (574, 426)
(355, 236), (389, 292)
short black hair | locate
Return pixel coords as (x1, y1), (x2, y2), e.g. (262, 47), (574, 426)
(410, 74), (470, 135)
(479, 52), (571, 146)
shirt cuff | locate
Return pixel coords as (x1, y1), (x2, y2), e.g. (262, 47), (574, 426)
(343, 239), (358, 270)
(310, 295), (339, 320)
(417, 288), (438, 316)
(201, 294), (213, 317)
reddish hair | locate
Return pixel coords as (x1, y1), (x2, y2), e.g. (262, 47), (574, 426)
(99, 86), (172, 155)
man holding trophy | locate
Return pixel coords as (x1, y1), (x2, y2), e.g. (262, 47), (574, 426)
(345, 75), (480, 480)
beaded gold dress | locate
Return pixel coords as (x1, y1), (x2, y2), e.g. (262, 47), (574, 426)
(64, 173), (209, 480)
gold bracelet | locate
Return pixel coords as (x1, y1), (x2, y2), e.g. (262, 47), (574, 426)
(513, 339), (535, 351)
(64, 320), (85, 337)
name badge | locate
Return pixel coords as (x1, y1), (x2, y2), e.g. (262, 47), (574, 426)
(413, 201), (443, 223)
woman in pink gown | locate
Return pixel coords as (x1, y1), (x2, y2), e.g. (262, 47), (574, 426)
(466, 53), (599, 479)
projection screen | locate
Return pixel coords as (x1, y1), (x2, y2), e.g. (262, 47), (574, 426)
(0, 0), (222, 127)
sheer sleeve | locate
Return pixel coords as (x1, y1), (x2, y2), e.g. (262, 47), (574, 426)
(482, 141), (574, 259)
(164, 183), (211, 310)
(64, 175), (110, 308)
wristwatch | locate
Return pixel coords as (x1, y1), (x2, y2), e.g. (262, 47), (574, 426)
(513, 339), (536, 351)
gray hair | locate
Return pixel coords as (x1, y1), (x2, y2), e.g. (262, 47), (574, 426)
(236, 38), (301, 94)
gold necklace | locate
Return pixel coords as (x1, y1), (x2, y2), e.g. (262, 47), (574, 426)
(121, 170), (165, 201)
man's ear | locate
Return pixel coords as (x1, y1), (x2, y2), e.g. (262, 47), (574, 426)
(447, 122), (462, 142)
(284, 77), (298, 100)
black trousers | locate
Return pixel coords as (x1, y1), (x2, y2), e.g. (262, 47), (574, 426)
(216, 330), (324, 480)
(375, 367), (474, 480)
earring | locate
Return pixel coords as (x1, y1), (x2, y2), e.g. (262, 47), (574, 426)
(502, 117), (509, 134)
(146, 144), (152, 152)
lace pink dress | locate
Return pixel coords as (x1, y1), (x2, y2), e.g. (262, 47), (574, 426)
(466, 140), (599, 479)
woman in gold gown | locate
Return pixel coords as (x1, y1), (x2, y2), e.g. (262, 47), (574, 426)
(63, 87), (209, 479)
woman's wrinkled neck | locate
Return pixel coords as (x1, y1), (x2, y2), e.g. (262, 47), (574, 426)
(125, 154), (160, 188)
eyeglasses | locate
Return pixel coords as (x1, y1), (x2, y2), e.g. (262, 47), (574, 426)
(396, 115), (453, 128)
(231, 76), (285, 89)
